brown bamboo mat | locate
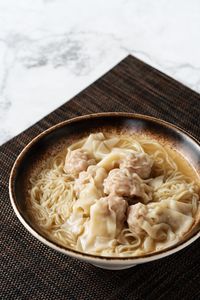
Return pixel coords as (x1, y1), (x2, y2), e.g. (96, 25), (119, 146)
(1, 55), (200, 300)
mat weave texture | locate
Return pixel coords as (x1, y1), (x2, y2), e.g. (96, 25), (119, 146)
(1, 55), (200, 300)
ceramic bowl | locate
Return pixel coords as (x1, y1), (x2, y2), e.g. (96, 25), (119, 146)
(9, 113), (200, 270)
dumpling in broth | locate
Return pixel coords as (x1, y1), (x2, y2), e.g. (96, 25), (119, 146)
(120, 152), (153, 179)
(103, 168), (152, 203)
(77, 195), (127, 253)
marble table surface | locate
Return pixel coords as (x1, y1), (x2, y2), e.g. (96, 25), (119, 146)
(0, 0), (200, 145)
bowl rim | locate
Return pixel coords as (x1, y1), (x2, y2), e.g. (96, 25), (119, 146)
(9, 112), (200, 264)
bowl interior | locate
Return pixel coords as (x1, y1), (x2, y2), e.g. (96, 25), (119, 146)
(10, 113), (200, 261)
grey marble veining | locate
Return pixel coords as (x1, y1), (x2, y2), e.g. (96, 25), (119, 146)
(0, 0), (200, 145)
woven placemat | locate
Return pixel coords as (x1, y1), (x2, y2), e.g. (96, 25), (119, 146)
(1, 55), (200, 300)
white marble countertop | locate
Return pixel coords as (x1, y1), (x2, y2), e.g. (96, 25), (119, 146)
(0, 0), (200, 145)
